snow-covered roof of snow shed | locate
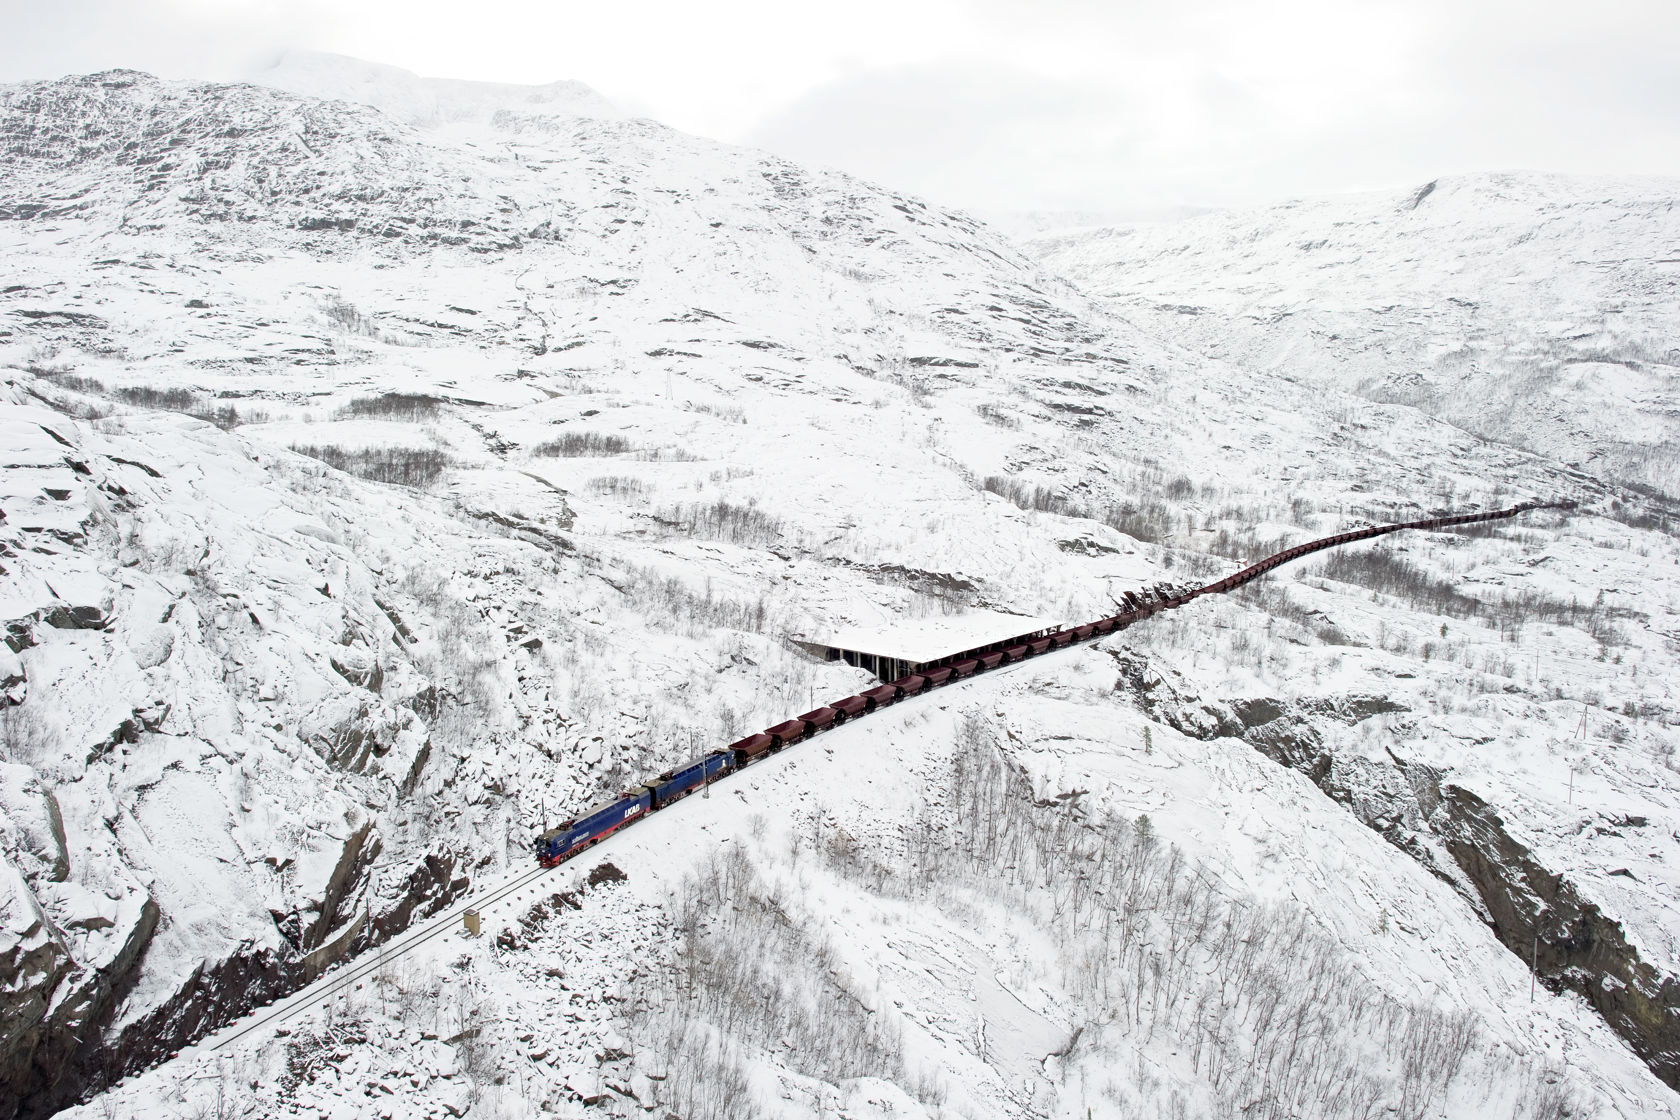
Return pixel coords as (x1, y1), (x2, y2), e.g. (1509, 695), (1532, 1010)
(814, 612), (1062, 665)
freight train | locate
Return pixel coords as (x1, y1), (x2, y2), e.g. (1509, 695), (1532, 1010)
(533, 499), (1571, 866)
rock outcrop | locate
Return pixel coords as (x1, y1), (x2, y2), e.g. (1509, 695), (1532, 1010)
(1111, 644), (1680, 1088)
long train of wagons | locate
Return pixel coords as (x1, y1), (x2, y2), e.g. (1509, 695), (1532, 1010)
(534, 499), (1571, 865)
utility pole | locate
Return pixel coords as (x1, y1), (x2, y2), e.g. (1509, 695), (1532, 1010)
(1530, 906), (1545, 1003)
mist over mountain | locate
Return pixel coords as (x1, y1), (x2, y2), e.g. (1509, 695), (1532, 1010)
(248, 49), (626, 129)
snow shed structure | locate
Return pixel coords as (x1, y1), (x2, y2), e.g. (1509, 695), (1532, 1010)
(803, 612), (1062, 682)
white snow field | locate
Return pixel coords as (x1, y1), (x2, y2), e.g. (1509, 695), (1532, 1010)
(1026, 172), (1680, 497)
(1, 60), (1678, 1118)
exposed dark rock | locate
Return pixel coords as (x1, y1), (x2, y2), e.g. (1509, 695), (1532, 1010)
(329, 651), (383, 693)
(23, 845), (465, 1118)
(1434, 784), (1680, 1087)
(40, 603), (107, 631)
(5, 889), (159, 1120)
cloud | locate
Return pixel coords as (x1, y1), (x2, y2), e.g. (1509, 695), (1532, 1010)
(3, 0), (1676, 214)
(0, 0), (337, 84)
(746, 63), (1160, 213)
(743, 1), (1680, 215)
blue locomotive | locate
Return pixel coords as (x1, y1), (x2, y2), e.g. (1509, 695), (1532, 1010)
(534, 750), (732, 866)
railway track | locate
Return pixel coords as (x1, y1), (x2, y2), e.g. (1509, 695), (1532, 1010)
(199, 498), (1571, 1052)
(203, 862), (557, 1052)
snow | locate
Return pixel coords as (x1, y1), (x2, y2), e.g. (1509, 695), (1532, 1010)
(0, 63), (1676, 1119)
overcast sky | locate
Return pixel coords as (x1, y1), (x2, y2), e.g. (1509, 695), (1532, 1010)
(6, 0), (1679, 216)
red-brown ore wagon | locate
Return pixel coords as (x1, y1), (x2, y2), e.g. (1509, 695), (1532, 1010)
(861, 684), (901, 709)
(728, 733), (774, 765)
(798, 707), (840, 732)
(831, 695), (869, 720)
(765, 719), (809, 747)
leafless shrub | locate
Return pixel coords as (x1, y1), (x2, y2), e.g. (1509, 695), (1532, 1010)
(38, 370), (106, 395)
(974, 401), (1019, 429)
(1099, 501), (1176, 544)
(629, 847), (904, 1113)
(615, 566), (771, 635)
(1323, 548), (1487, 619)
(981, 475), (1175, 543)
(23, 356), (77, 378)
(1603, 487), (1680, 538)
(532, 431), (633, 457)
(323, 295), (380, 338)
(337, 393), (442, 422)
(1234, 581), (1349, 644)
(1319, 548), (1622, 647)
(31, 372), (112, 420)
(634, 445), (703, 462)
(112, 384), (265, 429)
(1164, 474), (1196, 500)
(655, 500), (783, 547)
(1511, 1071), (1579, 1120)
(115, 385), (197, 411)
(0, 705), (56, 764)
(194, 404), (264, 429)
(1208, 527), (1297, 563)
(691, 401), (747, 424)
(982, 474), (1060, 512)
(588, 475), (650, 500)
(290, 444), (454, 487)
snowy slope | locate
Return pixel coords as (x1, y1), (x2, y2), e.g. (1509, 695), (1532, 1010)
(60, 680), (1680, 1120)
(1, 67), (1678, 1118)
(1026, 173), (1680, 495)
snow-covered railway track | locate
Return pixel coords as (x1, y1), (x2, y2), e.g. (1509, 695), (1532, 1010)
(202, 862), (556, 1053)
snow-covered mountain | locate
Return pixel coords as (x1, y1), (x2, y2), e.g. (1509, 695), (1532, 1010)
(1026, 173), (1680, 496)
(2, 65), (1679, 1119)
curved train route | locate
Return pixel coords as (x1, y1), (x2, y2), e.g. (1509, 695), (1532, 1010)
(201, 498), (1570, 1051)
